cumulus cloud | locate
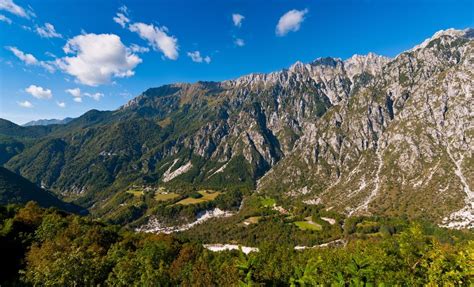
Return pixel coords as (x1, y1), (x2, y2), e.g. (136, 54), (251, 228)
(234, 38), (245, 47)
(40, 62), (55, 73)
(6, 46), (55, 72)
(129, 22), (178, 60)
(113, 12), (129, 28)
(276, 9), (308, 36)
(0, 0), (31, 18)
(65, 87), (81, 97)
(0, 14), (12, 24)
(36, 23), (62, 38)
(18, 100), (33, 108)
(56, 33), (142, 86)
(65, 88), (102, 101)
(187, 51), (211, 63)
(232, 13), (244, 27)
(112, 6), (178, 60)
(129, 43), (149, 53)
(6, 46), (37, 65)
(84, 92), (104, 101)
(56, 101), (66, 108)
(25, 85), (52, 99)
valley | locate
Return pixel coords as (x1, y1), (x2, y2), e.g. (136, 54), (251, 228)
(2, 28), (473, 230)
(0, 27), (473, 285)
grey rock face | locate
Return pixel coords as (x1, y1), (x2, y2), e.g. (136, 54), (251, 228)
(5, 29), (472, 227)
(258, 28), (473, 227)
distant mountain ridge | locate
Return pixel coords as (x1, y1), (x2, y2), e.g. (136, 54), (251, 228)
(23, 117), (74, 127)
(0, 28), (472, 228)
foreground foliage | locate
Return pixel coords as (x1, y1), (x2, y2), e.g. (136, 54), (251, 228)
(0, 202), (472, 286)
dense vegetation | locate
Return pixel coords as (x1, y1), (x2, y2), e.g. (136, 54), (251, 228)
(1, 202), (472, 286)
(0, 167), (83, 214)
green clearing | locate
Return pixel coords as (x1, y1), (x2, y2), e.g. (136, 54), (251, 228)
(260, 196), (276, 207)
(154, 192), (179, 202)
(294, 220), (322, 231)
(126, 189), (144, 197)
(175, 190), (221, 205)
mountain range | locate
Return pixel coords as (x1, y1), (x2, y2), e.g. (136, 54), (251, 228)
(1, 28), (472, 228)
(23, 118), (74, 127)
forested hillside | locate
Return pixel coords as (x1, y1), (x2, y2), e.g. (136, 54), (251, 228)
(0, 203), (472, 286)
(0, 167), (84, 214)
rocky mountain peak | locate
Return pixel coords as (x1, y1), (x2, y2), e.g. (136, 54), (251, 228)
(289, 60), (308, 73)
(410, 28), (474, 52)
(257, 28), (473, 227)
(344, 52), (391, 80)
(309, 57), (343, 69)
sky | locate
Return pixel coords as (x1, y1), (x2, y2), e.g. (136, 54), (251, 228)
(0, 0), (472, 125)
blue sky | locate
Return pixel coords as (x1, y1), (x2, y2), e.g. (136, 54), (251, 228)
(0, 0), (472, 124)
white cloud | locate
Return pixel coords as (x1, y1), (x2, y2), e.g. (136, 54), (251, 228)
(129, 22), (178, 60)
(56, 101), (66, 108)
(25, 85), (52, 99)
(84, 92), (104, 101)
(0, 0), (30, 18)
(113, 12), (129, 28)
(0, 14), (12, 24)
(36, 23), (62, 38)
(18, 100), (33, 108)
(113, 6), (178, 60)
(56, 33), (142, 86)
(45, 51), (56, 58)
(187, 51), (211, 63)
(39, 62), (55, 73)
(187, 51), (201, 62)
(234, 38), (245, 47)
(6, 46), (37, 65)
(6, 46), (55, 72)
(65, 88), (81, 98)
(276, 9), (308, 36)
(232, 13), (244, 27)
(66, 88), (102, 101)
(129, 43), (149, 53)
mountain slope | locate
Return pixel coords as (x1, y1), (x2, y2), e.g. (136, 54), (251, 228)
(0, 119), (53, 138)
(1, 28), (472, 227)
(0, 167), (84, 213)
(258, 28), (473, 227)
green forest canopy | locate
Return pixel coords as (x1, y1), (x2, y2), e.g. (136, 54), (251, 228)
(0, 202), (472, 286)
